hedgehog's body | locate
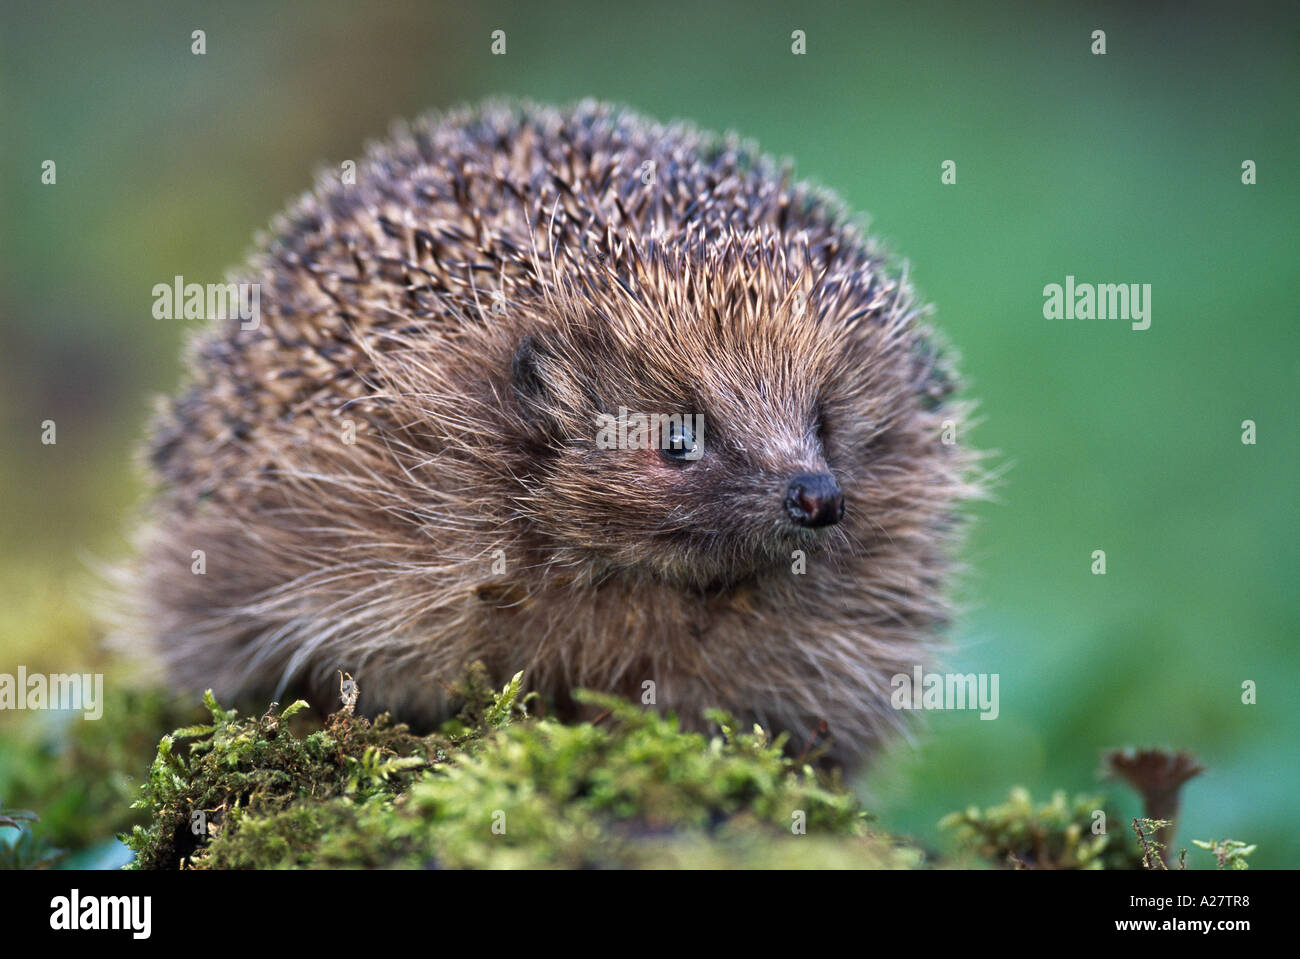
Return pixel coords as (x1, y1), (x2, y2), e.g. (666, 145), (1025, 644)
(128, 101), (974, 767)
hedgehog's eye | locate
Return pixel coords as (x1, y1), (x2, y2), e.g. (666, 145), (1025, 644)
(660, 422), (700, 463)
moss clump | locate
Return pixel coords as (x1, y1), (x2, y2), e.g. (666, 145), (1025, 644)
(939, 787), (1146, 869)
(124, 671), (918, 869)
(123, 682), (476, 870)
(359, 695), (917, 868)
(1190, 838), (1256, 870)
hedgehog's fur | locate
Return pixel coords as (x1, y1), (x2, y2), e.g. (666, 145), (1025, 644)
(122, 100), (978, 768)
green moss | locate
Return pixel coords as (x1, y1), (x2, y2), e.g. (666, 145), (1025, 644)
(365, 695), (914, 869)
(939, 787), (1147, 870)
(123, 683), (473, 870)
(123, 671), (918, 869)
(0, 664), (1216, 871)
(1190, 838), (1256, 870)
(10, 668), (1239, 870)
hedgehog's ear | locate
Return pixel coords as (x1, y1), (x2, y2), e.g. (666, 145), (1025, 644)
(512, 335), (558, 435)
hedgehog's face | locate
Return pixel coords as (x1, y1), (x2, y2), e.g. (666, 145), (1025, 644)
(508, 267), (935, 588)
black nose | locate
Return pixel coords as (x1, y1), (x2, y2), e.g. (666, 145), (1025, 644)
(784, 472), (844, 528)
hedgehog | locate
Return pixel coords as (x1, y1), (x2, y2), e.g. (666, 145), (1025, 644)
(119, 100), (977, 769)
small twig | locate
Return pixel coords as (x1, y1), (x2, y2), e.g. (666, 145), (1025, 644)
(1133, 817), (1172, 870)
(337, 670), (359, 716)
(796, 720), (830, 765)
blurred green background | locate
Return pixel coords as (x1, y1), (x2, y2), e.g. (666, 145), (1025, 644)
(2, 0), (1296, 867)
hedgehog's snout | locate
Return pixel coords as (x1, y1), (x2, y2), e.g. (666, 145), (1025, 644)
(783, 472), (844, 528)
